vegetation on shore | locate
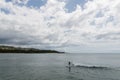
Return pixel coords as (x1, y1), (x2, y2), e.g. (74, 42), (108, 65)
(0, 45), (64, 53)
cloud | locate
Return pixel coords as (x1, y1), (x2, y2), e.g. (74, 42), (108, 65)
(0, 0), (120, 52)
(6, 0), (29, 5)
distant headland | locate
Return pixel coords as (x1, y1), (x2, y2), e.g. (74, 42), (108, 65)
(0, 45), (64, 54)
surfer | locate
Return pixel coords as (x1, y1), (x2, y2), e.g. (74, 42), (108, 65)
(68, 61), (71, 72)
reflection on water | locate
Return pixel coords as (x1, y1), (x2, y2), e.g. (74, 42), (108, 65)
(0, 53), (120, 80)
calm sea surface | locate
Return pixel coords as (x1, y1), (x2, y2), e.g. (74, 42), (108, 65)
(0, 53), (120, 80)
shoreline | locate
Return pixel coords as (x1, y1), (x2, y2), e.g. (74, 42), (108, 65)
(0, 45), (65, 54)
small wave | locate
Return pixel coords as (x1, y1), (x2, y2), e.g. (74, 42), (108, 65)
(75, 65), (110, 69)
(66, 64), (110, 69)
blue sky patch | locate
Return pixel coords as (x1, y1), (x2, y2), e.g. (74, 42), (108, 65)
(65, 0), (87, 12)
(26, 0), (47, 8)
(0, 8), (10, 14)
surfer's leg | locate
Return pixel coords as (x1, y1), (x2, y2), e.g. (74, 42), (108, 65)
(69, 67), (71, 72)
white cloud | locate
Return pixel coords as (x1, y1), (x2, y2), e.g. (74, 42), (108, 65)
(0, 0), (120, 52)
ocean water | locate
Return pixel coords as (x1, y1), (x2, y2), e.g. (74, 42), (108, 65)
(0, 53), (120, 80)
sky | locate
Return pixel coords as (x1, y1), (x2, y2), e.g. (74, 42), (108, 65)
(0, 0), (120, 53)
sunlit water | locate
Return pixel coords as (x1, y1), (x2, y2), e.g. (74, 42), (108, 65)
(0, 53), (120, 80)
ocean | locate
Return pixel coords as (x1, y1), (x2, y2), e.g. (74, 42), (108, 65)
(0, 53), (120, 80)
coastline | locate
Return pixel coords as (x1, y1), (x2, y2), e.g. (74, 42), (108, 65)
(0, 45), (64, 54)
